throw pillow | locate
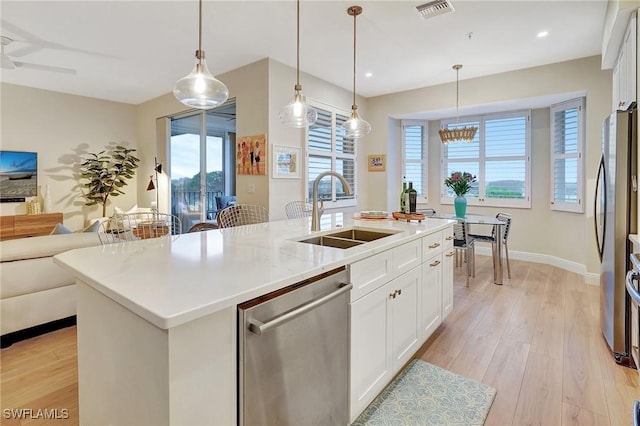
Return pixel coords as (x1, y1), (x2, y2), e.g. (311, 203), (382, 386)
(82, 220), (102, 233)
(114, 204), (138, 216)
(50, 223), (73, 235)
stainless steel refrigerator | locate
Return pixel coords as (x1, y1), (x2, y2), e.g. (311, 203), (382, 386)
(595, 105), (637, 365)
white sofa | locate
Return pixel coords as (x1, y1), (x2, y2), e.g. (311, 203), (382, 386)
(0, 232), (101, 344)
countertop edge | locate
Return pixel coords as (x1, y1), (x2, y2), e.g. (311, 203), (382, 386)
(55, 218), (456, 329)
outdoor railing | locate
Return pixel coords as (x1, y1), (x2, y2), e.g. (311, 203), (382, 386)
(172, 190), (224, 218)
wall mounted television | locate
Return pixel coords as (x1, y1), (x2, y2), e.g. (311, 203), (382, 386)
(0, 151), (37, 201)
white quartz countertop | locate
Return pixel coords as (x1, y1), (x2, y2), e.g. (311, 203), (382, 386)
(54, 213), (454, 329)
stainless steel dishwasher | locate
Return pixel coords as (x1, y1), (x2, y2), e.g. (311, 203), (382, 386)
(238, 267), (352, 426)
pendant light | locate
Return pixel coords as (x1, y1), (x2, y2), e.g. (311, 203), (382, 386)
(173, 0), (229, 110)
(279, 0), (317, 127)
(438, 64), (477, 144)
(342, 5), (371, 139)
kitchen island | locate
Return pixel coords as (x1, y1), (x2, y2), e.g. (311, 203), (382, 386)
(54, 213), (454, 425)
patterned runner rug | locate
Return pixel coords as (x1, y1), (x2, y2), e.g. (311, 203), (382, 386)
(352, 359), (496, 426)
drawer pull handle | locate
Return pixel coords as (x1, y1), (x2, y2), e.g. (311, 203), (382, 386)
(430, 260), (441, 267)
(445, 236), (453, 241)
(428, 242), (440, 248)
(397, 289), (402, 296)
(445, 252), (455, 257)
(390, 291), (396, 299)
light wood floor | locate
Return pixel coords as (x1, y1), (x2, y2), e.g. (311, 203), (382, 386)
(417, 255), (640, 426)
(1, 256), (639, 425)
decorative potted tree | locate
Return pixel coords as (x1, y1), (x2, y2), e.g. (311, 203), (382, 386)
(80, 145), (140, 217)
(444, 171), (476, 218)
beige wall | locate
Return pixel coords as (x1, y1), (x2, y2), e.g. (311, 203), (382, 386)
(266, 59), (362, 220)
(134, 58), (271, 215)
(0, 83), (137, 230)
(1, 55), (614, 277)
(364, 55), (612, 276)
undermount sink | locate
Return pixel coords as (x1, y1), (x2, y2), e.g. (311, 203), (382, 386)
(295, 228), (399, 249)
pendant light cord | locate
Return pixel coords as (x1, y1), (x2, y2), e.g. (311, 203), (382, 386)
(197, 0), (203, 61)
(296, 0), (301, 88)
(352, 9), (357, 108)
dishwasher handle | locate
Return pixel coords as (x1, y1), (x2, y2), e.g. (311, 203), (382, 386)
(627, 271), (640, 306)
(248, 282), (353, 335)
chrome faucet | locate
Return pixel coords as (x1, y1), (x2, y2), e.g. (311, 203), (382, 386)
(311, 171), (353, 232)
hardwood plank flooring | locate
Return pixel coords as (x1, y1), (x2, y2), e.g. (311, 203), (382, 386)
(418, 255), (640, 426)
(2, 255), (639, 425)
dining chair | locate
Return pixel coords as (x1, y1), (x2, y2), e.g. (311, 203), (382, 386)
(285, 201), (314, 219)
(98, 212), (182, 244)
(468, 212), (512, 279)
(215, 195), (237, 211)
(453, 220), (475, 287)
(187, 222), (217, 233)
(217, 204), (269, 228)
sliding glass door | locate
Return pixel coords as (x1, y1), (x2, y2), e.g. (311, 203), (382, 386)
(170, 102), (236, 230)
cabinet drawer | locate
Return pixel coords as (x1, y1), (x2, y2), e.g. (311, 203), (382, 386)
(350, 250), (394, 301)
(422, 231), (443, 262)
(392, 239), (421, 277)
(442, 226), (454, 250)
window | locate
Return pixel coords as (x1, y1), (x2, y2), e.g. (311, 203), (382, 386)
(306, 101), (356, 208)
(441, 110), (531, 208)
(550, 98), (584, 213)
(402, 121), (427, 199)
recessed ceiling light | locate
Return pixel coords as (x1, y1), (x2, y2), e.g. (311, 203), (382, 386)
(537, 31), (549, 38)
(365, 72), (373, 78)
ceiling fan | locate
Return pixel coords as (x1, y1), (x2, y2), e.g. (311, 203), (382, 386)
(1, 36), (77, 75)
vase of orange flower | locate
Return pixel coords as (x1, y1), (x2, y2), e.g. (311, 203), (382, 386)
(444, 171), (476, 218)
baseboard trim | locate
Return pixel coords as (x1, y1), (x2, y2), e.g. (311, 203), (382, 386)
(0, 316), (77, 348)
(473, 246), (599, 286)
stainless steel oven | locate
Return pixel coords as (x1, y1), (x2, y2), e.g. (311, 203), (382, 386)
(237, 267), (352, 426)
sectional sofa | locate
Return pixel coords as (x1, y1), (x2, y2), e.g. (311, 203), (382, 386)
(0, 232), (102, 347)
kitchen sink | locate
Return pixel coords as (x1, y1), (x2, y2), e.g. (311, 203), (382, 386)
(295, 228), (399, 249)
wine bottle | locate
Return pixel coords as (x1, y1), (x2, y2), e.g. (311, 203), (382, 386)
(407, 181), (417, 213)
(400, 177), (407, 213)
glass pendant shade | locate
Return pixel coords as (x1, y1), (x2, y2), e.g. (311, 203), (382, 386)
(279, 90), (317, 127)
(343, 107), (371, 139)
(174, 54), (229, 109)
(343, 5), (371, 139)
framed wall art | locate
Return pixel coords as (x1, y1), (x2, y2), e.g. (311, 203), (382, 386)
(272, 145), (301, 179)
(367, 154), (386, 172)
(237, 134), (267, 175)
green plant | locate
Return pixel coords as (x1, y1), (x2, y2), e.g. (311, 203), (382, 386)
(80, 145), (140, 217)
(444, 171), (476, 196)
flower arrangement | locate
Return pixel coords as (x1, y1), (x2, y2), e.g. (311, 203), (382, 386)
(444, 171), (476, 196)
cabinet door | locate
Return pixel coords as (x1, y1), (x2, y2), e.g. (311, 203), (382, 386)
(349, 284), (392, 422)
(392, 239), (422, 277)
(442, 248), (455, 319)
(389, 266), (421, 372)
(350, 250), (393, 301)
(420, 254), (442, 342)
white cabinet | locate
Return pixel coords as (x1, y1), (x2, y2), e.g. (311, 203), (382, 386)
(350, 280), (392, 421)
(350, 250), (394, 301)
(349, 226), (454, 422)
(442, 248), (455, 320)
(420, 253), (442, 340)
(389, 266), (421, 371)
(392, 239), (422, 276)
(613, 14), (637, 111)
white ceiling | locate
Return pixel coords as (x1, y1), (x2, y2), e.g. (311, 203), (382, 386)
(0, 0), (608, 106)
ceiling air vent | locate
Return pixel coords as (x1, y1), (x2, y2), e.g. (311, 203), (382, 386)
(416, 0), (455, 19)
